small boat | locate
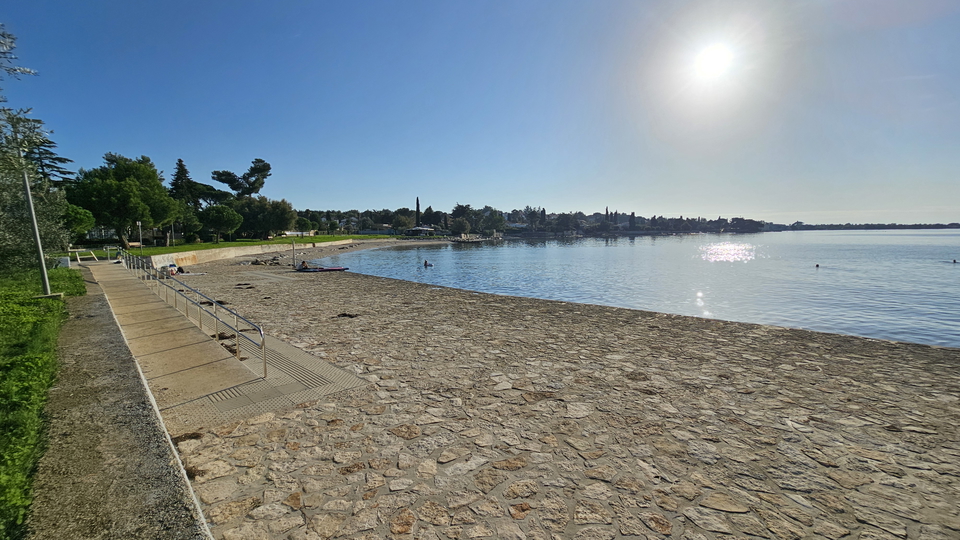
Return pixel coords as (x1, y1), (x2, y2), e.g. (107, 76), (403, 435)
(296, 266), (349, 272)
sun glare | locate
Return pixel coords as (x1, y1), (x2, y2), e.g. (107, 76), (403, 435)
(694, 44), (734, 80)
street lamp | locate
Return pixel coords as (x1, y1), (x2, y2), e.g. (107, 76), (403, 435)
(14, 132), (52, 296)
(137, 221), (143, 256)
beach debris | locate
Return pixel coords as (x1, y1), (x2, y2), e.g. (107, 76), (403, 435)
(335, 313), (360, 318)
(251, 256), (284, 266)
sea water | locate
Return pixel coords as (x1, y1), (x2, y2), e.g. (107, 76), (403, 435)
(313, 230), (960, 348)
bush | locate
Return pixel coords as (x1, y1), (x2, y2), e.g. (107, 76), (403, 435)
(0, 268), (84, 538)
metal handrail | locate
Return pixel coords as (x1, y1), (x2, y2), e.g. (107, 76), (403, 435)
(117, 248), (267, 378)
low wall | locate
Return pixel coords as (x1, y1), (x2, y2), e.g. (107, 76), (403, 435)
(148, 239), (359, 268)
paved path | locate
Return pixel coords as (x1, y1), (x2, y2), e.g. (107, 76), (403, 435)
(88, 261), (365, 436)
(27, 266), (209, 539)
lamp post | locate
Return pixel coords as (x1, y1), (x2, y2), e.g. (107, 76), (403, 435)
(137, 221), (143, 256)
(14, 132), (51, 296)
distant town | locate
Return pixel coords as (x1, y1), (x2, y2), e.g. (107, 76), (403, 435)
(292, 202), (960, 239)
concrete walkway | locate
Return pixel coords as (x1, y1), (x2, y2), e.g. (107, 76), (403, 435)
(88, 261), (365, 436)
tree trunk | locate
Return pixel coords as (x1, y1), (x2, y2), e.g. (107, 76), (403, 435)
(118, 235), (130, 250)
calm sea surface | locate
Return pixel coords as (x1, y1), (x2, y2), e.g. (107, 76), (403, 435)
(313, 230), (960, 348)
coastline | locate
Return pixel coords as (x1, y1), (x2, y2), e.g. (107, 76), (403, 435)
(172, 249), (959, 539)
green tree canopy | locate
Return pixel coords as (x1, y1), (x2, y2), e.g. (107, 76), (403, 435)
(212, 158), (271, 198)
(294, 216), (312, 232)
(234, 196), (296, 239)
(63, 203), (94, 242)
(68, 153), (177, 248)
(0, 109), (71, 269)
(479, 206), (506, 234)
(392, 214), (414, 232)
(172, 199), (203, 237)
(169, 158), (234, 209)
(0, 24), (37, 102)
(169, 158), (199, 209)
(199, 204), (243, 244)
(450, 217), (470, 235)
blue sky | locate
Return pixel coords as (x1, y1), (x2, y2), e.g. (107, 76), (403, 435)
(5, 0), (959, 224)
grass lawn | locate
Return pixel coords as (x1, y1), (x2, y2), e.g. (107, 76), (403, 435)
(0, 268), (85, 539)
(72, 234), (394, 260)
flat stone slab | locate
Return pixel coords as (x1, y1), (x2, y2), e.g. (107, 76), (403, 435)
(171, 254), (960, 540)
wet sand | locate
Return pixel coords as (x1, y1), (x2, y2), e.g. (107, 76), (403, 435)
(174, 245), (960, 539)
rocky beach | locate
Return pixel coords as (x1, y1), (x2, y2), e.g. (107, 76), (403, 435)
(169, 244), (959, 540)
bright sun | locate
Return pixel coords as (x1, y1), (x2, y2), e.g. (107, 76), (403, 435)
(694, 44), (734, 80)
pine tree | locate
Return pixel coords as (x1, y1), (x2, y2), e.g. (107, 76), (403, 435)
(169, 158), (199, 209)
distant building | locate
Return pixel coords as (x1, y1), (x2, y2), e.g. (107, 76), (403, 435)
(404, 226), (435, 236)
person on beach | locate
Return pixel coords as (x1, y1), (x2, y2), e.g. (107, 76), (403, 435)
(300, 261), (309, 270)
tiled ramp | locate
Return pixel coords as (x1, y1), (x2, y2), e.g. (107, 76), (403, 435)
(160, 335), (366, 435)
(88, 261), (365, 436)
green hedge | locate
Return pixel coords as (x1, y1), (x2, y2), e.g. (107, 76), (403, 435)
(0, 268), (84, 539)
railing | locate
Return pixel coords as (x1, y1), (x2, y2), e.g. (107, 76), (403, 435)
(118, 249), (268, 378)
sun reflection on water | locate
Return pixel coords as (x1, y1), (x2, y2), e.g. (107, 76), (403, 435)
(699, 242), (756, 262)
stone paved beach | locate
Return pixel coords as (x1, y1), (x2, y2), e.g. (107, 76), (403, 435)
(174, 246), (959, 540)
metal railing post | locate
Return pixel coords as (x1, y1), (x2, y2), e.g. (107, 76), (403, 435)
(261, 333), (267, 378)
(123, 258), (268, 378)
(234, 313), (240, 359)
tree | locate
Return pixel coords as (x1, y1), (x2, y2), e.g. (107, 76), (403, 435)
(172, 199), (203, 243)
(0, 110), (71, 270)
(415, 197), (421, 226)
(526, 207), (540, 231)
(479, 206), (506, 234)
(450, 217), (470, 235)
(233, 196), (296, 239)
(212, 158), (271, 198)
(169, 158), (200, 209)
(555, 213), (576, 232)
(68, 153), (177, 249)
(199, 204), (243, 243)
(0, 24), (37, 102)
(392, 214), (414, 232)
(193, 181), (234, 208)
(451, 203), (471, 220)
(63, 203), (95, 242)
(22, 133), (73, 186)
(421, 205), (437, 227)
(294, 216), (312, 233)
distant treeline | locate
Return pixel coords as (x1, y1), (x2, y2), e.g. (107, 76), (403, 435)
(295, 203), (959, 237)
(784, 222), (960, 231)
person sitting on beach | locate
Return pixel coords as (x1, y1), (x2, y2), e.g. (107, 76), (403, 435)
(300, 261), (309, 269)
